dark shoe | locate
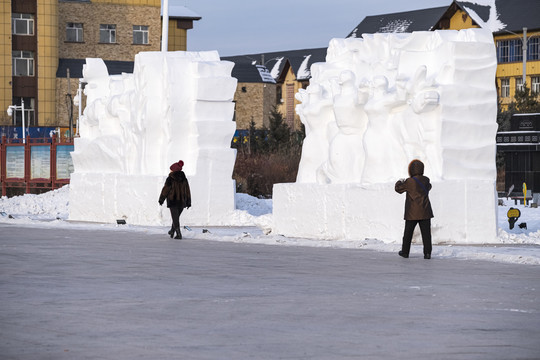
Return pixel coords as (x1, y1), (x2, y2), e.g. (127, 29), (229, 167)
(168, 228), (175, 238)
(398, 251), (409, 258)
(174, 229), (182, 239)
(424, 254), (431, 259)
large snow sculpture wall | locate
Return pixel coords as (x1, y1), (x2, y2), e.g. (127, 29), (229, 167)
(273, 29), (499, 244)
(69, 51), (237, 225)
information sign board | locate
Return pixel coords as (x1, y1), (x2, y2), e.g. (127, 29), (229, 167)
(6, 146), (25, 179)
(30, 145), (51, 179)
(56, 145), (74, 180)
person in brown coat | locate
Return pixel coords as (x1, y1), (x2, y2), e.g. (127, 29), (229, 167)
(159, 160), (191, 239)
(395, 159), (434, 259)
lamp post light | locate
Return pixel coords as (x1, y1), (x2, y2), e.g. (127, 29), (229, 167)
(6, 99), (25, 144)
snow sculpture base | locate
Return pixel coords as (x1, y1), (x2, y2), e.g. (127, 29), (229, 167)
(273, 181), (498, 244)
(69, 145), (237, 226)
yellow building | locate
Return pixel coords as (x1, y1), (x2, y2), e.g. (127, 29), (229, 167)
(433, 1), (540, 108)
(0, 0), (200, 129)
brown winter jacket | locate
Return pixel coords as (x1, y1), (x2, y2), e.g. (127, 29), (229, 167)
(395, 160), (434, 221)
(159, 171), (191, 209)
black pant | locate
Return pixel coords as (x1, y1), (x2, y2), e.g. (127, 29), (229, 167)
(169, 206), (183, 231)
(401, 219), (432, 256)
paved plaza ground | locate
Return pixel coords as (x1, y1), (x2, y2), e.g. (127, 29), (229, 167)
(1, 224), (539, 359)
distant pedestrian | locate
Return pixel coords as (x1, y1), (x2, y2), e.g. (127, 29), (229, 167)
(159, 160), (191, 239)
(394, 159), (433, 259)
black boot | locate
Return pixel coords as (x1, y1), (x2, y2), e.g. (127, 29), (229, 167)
(399, 251), (409, 258)
(174, 228), (182, 239)
(168, 226), (175, 238)
(424, 254), (431, 259)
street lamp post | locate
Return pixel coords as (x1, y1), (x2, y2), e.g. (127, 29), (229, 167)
(504, 27), (529, 87)
(6, 99), (25, 144)
(522, 27), (527, 86)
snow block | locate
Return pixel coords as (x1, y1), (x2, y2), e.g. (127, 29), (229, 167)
(273, 180), (498, 244)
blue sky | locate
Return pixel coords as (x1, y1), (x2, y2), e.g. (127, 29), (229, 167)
(183, 0), (454, 56)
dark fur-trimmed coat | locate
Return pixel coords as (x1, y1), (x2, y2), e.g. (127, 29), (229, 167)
(395, 160), (434, 221)
(159, 171), (191, 209)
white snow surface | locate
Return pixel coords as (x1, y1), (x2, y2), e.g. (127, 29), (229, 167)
(1, 186), (539, 266)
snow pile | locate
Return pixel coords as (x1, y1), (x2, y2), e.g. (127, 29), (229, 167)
(0, 186), (69, 220)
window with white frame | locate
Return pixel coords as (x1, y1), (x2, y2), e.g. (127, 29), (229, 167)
(99, 24), (116, 43)
(133, 25), (149, 44)
(501, 78), (510, 98)
(11, 97), (35, 127)
(497, 39), (524, 63)
(66, 23), (83, 42)
(497, 40), (510, 63)
(532, 77), (540, 94)
(516, 77), (524, 92)
(12, 51), (34, 76)
(12, 13), (34, 35)
(527, 37), (539, 61)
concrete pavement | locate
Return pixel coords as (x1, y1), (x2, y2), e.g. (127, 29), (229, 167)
(1, 224), (539, 359)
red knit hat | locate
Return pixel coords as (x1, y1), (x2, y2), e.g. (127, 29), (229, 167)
(170, 160), (184, 172)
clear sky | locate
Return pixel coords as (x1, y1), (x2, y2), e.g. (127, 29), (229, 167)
(183, 0), (454, 56)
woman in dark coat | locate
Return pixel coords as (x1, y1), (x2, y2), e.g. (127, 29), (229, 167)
(159, 160), (191, 239)
(395, 159), (434, 259)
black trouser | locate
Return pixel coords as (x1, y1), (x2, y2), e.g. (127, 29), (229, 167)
(169, 206), (183, 231)
(401, 219), (432, 256)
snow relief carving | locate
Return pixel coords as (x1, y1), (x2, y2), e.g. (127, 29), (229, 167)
(295, 29), (498, 185)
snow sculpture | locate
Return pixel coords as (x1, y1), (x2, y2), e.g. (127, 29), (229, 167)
(69, 51), (238, 225)
(274, 29), (499, 244)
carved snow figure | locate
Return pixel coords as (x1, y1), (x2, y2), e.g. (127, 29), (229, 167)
(295, 84), (336, 183)
(361, 75), (407, 184)
(318, 71), (369, 184)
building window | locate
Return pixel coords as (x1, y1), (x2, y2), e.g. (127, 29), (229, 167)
(501, 78), (510, 98)
(12, 13), (34, 35)
(497, 39), (523, 63)
(12, 51), (34, 77)
(66, 23), (83, 42)
(99, 24), (116, 43)
(516, 77), (524, 92)
(532, 77), (540, 94)
(528, 37), (539, 61)
(133, 25), (149, 44)
(11, 97), (36, 127)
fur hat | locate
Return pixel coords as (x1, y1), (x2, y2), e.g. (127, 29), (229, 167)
(170, 160), (184, 172)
